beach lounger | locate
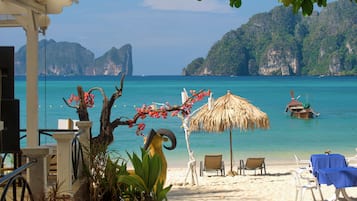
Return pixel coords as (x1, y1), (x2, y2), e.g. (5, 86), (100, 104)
(200, 154), (225, 176)
(238, 157), (266, 175)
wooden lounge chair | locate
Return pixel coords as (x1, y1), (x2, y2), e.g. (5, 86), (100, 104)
(200, 154), (225, 176)
(238, 157), (266, 175)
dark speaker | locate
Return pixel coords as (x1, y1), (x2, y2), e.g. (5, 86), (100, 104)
(0, 99), (20, 153)
(0, 46), (15, 99)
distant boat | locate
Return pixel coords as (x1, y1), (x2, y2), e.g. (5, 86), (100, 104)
(285, 90), (319, 119)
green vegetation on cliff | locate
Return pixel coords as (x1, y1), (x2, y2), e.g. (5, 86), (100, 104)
(183, 0), (357, 76)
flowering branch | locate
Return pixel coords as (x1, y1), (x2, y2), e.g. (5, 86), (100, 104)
(63, 89), (96, 109)
(122, 89), (211, 135)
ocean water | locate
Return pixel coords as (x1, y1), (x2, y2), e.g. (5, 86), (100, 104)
(14, 76), (357, 167)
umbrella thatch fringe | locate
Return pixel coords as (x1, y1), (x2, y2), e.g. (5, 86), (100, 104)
(189, 91), (270, 133)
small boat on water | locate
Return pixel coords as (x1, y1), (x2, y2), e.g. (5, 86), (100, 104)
(285, 90), (319, 119)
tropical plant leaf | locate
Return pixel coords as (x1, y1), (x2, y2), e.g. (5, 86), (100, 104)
(118, 174), (148, 192)
(316, 0), (327, 7)
(229, 0), (242, 8)
(301, 0), (314, 15)
(141, 149), (150, 188)
(280, 0), (293, 6)
(147, 154), (162, 191)
(128, 151), (144, 177)
(155, 181), (172, 201)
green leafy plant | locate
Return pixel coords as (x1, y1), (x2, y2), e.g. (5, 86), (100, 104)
(85, 143), (129, 201)
(118, 148), (172, 201)
(45, 181), (72, 201)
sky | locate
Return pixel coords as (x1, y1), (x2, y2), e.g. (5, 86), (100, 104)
(0, 0), (282, 76)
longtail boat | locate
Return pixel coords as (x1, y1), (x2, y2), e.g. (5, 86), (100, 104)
(285, 90), (319, 119)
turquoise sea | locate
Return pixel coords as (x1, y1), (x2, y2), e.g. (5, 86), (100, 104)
(14, 76), (357, 167)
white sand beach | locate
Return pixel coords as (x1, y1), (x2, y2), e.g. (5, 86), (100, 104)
(165, 163), (357, 201)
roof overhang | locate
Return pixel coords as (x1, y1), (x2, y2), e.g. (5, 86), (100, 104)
(0, 0), (75, 30)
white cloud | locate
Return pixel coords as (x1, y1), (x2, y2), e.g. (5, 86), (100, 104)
(142, 0), (232, 13)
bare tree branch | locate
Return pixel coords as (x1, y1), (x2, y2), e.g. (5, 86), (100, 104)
(62, 97), (79, 109)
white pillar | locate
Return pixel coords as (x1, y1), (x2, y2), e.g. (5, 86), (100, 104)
(22, 147), (53, 201)
(76, 121), (92, 178)
(25, 27), (39, 147)
(53, 132), (74, 194)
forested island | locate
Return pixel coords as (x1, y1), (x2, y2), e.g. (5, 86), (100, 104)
(15, 40), (133, 76)
(182, 0), (357, 76)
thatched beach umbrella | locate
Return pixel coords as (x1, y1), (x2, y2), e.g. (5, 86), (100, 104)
(189, 90), (270, 175)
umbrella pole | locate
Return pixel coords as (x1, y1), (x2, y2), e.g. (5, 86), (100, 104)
(227, 127), (238, 176)
(230, 128), (233, 173)
(183, 117), (198, 185)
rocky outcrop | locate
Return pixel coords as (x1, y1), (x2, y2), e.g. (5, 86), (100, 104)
(14, 39), (133, 76)
(259, 48), (299, 76)
(87, 45), (133, 76)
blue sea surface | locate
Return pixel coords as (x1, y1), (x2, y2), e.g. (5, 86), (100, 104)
(14, 76), (357, 167)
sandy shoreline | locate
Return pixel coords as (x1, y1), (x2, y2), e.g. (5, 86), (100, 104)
(165, 163), (357, 201)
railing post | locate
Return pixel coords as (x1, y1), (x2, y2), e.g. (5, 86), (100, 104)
(22, 147), (53, 201)
(52, 132), (75, 195)
(72, 121), (92, 201)
(75, 121), (92, 178)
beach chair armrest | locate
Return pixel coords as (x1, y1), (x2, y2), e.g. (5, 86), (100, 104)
(221, 161), (225, 176)
(238, 159), (245, 175)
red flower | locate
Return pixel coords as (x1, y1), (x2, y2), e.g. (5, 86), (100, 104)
(137, 123), (145, 131)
